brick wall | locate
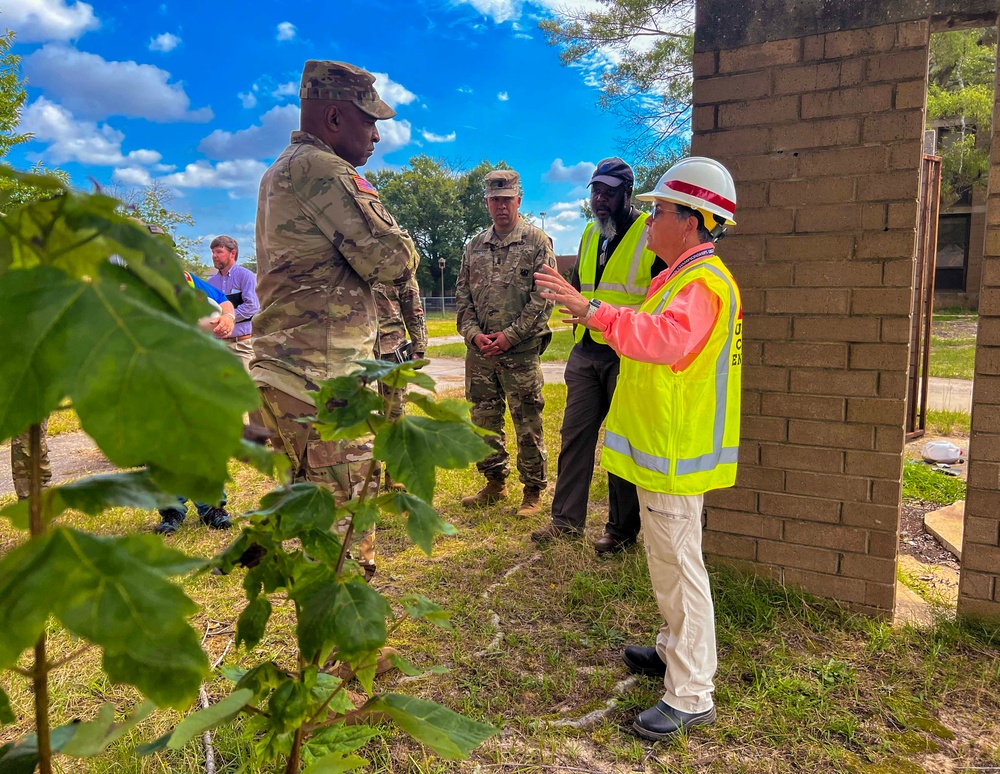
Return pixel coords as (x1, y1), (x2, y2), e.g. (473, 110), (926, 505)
(959, 56), (1000, 620)
(692, 21), (930, 616)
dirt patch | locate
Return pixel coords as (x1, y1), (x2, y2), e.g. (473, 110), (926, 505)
(933, 317), (978, 341)
(0, 431), (117, 497)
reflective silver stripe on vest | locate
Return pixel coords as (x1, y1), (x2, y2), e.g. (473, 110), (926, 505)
(613, 261), (740, 479)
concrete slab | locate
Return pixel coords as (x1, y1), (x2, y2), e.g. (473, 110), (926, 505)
(923, 500), (965, 560)
(894, 580), (934, 628)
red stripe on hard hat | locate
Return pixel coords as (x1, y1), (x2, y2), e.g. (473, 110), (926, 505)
(663, 179), (735, 214)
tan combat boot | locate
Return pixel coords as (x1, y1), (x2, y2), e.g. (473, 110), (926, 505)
(461, 478), (508, 509)
(516, 486), (543, 517)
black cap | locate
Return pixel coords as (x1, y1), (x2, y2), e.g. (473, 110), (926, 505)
(588, 157), (634, 188)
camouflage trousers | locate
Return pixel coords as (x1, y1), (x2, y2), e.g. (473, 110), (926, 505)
(11, 419), (52, 500)
(256, 385), (379, 578)
(465, 347), (547, 488)
(377, 355), (407, 423)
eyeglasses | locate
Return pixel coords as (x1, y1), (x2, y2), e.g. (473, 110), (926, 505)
(649, 204), (680, 221)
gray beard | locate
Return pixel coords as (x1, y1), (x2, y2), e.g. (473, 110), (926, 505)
(595, 212), (617, 241)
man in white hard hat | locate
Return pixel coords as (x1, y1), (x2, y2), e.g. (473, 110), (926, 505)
(534, 156), (742, 742)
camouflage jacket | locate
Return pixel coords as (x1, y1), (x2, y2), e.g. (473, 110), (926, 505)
(253, 131), (419, 403)
(373, 274), (428, 358)
(455, 218), (555, 354)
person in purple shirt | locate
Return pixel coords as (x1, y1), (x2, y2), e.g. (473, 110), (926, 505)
(206, 235), (260, 373)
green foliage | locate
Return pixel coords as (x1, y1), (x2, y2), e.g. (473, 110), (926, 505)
(0, 29), (27, 160)
(365, 156), (509, 296)
(901, 459), (966, 503)
(540, 0), (693, 159)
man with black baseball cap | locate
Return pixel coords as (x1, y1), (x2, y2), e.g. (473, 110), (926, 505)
(531, 157), (666, 554)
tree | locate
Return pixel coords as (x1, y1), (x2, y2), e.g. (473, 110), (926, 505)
(366, 156), (508, 299)
(0, 29), (27, 160)
(540, 0), (694, 161)
(927, 28), (996, 206)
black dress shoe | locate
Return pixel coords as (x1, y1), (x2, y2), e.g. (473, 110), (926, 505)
(622, 645), (667, 677)
(593, 531), (636, 556)
(632, 700), (716, 741)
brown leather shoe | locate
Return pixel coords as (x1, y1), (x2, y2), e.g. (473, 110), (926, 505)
(530, 523), (581, 545)
(516, 486), (544, 517)
(462, 478), (508, 509)
(594, 532), (636, 556)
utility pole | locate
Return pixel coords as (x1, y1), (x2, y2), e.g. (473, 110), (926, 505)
(438, 257), (446, 316)
(540, 211), (546, 231)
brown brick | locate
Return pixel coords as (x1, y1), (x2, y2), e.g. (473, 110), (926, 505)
(760, 441), (843, 473)
(866, 49), (928, 83)
(750, 315), (792, 341)
(974, 346), (1000, 375)
(788, 419), (874, 450)
(841, 501), (899, 531)
(896, 19), (929, 49)
(985, 231), (1000, 262)
(730, 152), (797, 182)
(967, 487), (1000, 516)
(765, 288), (850, 314)
(743, 364), (789, 391)
(693, 50), (717, 77)
(770, 177), (854, 207)
(764, 342), (848, 369)
(854, 231), (917, 260)
(761, 393), (845, 421)
(957, 597), (1000, 620)
(793, 315), (880, 342)
(875, 425), (905, 453)
(894, 79), (927, 110)
(840, 553), (896, 582)
(845, 451), (903, 479)
(740, 263), (795, 290)
(719, 38), (801, 73)
(693, 105), (715, 132)
(766, 234), (854, 261)
(871, 479), (902, 506)
(801, 85), (893, 119)
(707, 509), (780, 539)
(971, 405), (1000, 430)
(877, 373), (907, 400)
(785, 520), (868, 552)
(849, 343), (910, 371)
(719, 96), (800, 129)
(971, 375), (1000, 407)
(981, 257), (1000, 284)
(786, 471), (871, 503)
(784, 568), (868, 604)
(773, 62), (841, 95)
(863, 110), (925, 143)
(846, 398), (906, 426)
(759, 492), (841, 523)
(962, 544), (1000, 574)
(880, 317), (912, 344)
(703, 532), (756, 561)
(839, 58), (867, 86)
(824, 25), (896, 58)
(795, 204), (868, 233)
(743, 415), (789, 443)
(802, 34), (825, 62)
(709, 487), (758, 512)
(964, 515), (1000, 546)
(865, 581), (897, 611)
(722, 235), (766, 264)
(959, 571), (995, 602)
(790, 369), (878, 397)
(890, 139), (923, 170)
(799, 146), (888, 177)
(978, 318), (1000, 343)
(758, 541), (840, 573)
(771, 118), (861, 151)
(868, 530), (899, 557)
(856, 171), (921, 202)
(862, 204), (888, 231)
(697, 127), (773, 159)
(967, 463), (1000, 490)
(795, 261), (883, 287)
(852, 288), (911, 315)
(978, 287), (1000, 316)
(887, 201), (919, 230)
(696, 71), (771, 104)
(740, 288), (764, 316)
(737, 465), (786, 493)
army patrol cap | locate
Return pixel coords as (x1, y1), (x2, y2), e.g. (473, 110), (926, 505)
(299, 60), (396, 120)
(484, 169), (521, 198)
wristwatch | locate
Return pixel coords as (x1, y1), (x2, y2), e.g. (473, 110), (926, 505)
(585, 298), (602, 321)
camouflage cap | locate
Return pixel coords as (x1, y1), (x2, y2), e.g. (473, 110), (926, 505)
(484, 169), (521, 198)
(299, 60), (395, 120)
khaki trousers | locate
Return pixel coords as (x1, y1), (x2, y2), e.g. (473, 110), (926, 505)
(226, 337), (254, 374)
(637, 487), (716, 714)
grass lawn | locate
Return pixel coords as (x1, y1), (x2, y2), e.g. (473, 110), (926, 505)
(929, 311), (977, 380)
(427, 327), (575, 362)
(2, 386), (999, 772)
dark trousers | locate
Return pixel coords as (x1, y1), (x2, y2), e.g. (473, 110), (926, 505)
(159, 492), (228, 521)
(550, 345), (640, 539)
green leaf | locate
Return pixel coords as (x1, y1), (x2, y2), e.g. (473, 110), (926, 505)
(305, 723), (379, 757)
(60, 700), (155, 757)
(235, 662), (288, 705)
(400, 594), (453, 629)
(313, 375), (385, 441)
(348, 358), (435, 392)
(135, 731), (171, 757)
(291, 570), (391, 662)
(384, 493), (457, 556)
(407, 393), (488, 432)
(299, 527), (345, 565)
(0, 740), (38, 774)
(344, 498), (380, 535)
(375, 416), (492, 502)
(251, 483), (337, 539)
(370, 694), (498, 759)
(237, 438), (291, 482)
(167, 688), (254, 750)
(301, 752), (369, 774)
(236, 596), (272, 650)
(311, 673), (355, 716)
(0, 686), (14, 725)
(267, 680), (312, 734)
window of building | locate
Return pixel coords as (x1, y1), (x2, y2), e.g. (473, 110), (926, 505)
(935, 214), (971, 291)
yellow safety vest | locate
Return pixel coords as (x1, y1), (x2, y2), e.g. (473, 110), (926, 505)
(575, 213), (658, 345)
(601, 251), (743, 495)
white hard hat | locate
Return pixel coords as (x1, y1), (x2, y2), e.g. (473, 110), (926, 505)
(636, 156), (737, 226)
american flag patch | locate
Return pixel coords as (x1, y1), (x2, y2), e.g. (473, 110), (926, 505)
(352, 175), (379, 197)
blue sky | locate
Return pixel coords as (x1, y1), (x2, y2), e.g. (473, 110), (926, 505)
(4, 0), (652, 261)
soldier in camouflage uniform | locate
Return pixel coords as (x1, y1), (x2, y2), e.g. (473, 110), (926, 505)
(373, 274), (428, 423)
(253, 60), (420, 579)
(11, 421), (52, 500)
(456, 169), (556, 517)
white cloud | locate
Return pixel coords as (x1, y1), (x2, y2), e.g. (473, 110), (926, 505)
(371, 72), (416, 108)
(199, 104), (298, 160)
(457, 86), (473, 94)
(421, 130), (456, 143)
(238, 91), (257, 109)
(514, 33), (532, 40)
(272, 81), (297, 98)
(554, 209), (582, 222)
(372, 119), (412, 156)
(497, 91), (509, 101)
(276, 21), (296, 41)
(162, 159), (268, 196)
(1, 0), (98, 42)
(452, 0), (603, 24)
(24, 44), (213, 122)
(113, 166), (153, 187)
(22, 98), (162, 166)
(551, 199), (587, 212)
(148, 32), (180, 52)
(544, 158), (596, 184)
